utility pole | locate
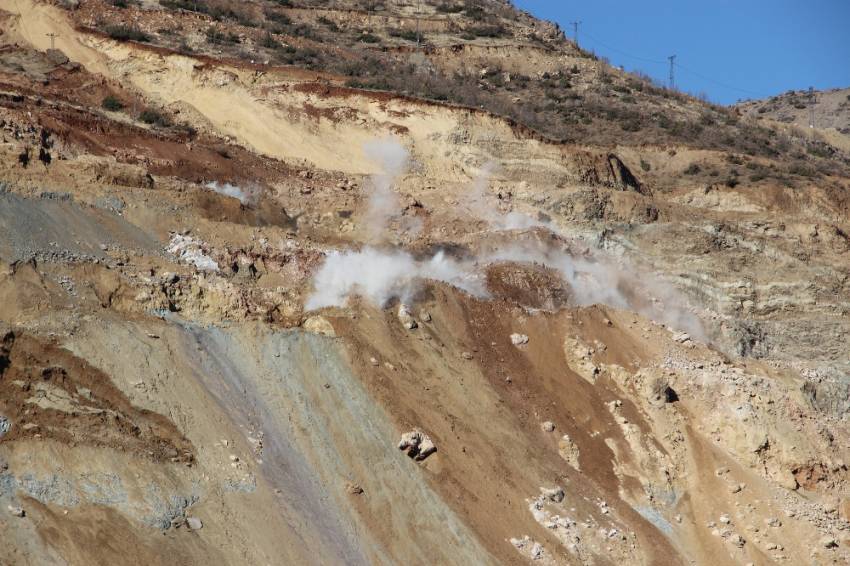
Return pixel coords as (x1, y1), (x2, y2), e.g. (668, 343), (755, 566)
(667, 54), (676, 90)
(416, 0), (421, 46)
(808, 86), (815, 128)
(569, 21), (581, 47)
(46, 32), (59, 50)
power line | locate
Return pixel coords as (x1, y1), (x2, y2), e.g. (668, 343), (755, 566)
(578, 27), (771, 99)
(674, 62), (770, 98)
(580, 30), (666, 66)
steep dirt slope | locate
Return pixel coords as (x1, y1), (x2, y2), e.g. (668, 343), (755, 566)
(0, 1), (848, 565)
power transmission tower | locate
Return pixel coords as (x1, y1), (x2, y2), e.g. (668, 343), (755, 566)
(46, 32), (59, 50)
(667, 55), (676, 89)
(569, 21), (581, 47)
(808, 86), (815, 128)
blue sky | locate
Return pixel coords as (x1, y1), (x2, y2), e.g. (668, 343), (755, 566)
(513, 0), (850, 105)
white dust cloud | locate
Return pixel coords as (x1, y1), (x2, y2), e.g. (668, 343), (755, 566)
(362, 138), (409, 240)
(305, 142), (706, 340)
(305, 247), (485, 310)
(205, 181), (259, 206)
(465, 161), (549, 231)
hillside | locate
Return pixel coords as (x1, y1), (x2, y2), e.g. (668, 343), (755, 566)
(737, 87), (850, 136)
(0, 1), (849, 565)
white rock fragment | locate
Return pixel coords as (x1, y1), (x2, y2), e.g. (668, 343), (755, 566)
(541, 421), (555, 433)
(510, 333), (529, 346)
(765, 517), (781, 527)
(186, 517), (203, 530)
(510, 536), (529, 549)
(530, 542), (544, 560)
(7, 505), (24, 517)
(672, 331), (691, 344)
(398, 304), (417, 330)
(166, 234), (219, 272)
(398, 429), (436, 461)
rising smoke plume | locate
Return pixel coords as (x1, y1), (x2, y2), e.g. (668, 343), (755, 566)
(305, 141), (706, 341)
(465, 161), (549, 231)
(362, 138), (409, 241)
(205, 181), (260, 206)
(305, 247), (485, 310)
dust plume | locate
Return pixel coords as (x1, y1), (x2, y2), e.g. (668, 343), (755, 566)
(205, 181), (260, 206)
(305, 247), (485, 310)
(485, 240), (707, 341)
(465, 161), (548, 231)
(362, 138), (409, 241)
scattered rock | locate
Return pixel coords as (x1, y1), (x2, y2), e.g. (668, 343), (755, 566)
(672, 331), (691, 344)
(648, 376), (678, 404)
(0, 415), (10, 437)
(398, 429), (436, 461)
(557, 434), (580, 469)
(419, 310), (432, 322)
(777, 469), (799, 490)
(541, 421), (555, 433)
(821, 536), (838, 549)
(45, 49), (69, 66)
(7, 505), (24, 517)
(540, 486), (564, 503)
(398, 304), (417, 330)
(461, 351), (473, 360)
(510, 333), (529, 346)
(729, 533), (745, 547)
(719, 514), (731, 525)
(530, 542), (543, 560)
(345, 482), (364, 495)
(186, 517), (203, 530)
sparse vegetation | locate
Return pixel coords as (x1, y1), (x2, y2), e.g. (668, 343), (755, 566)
(259, 32), (280, 49)
(206, 26), (240, 44)
(104, 24), (150, 42)
(316, 16), (339, 32)
(389, 28), (421, 42)
(101, 95), (124, 111)
(139, 108), (171, 127)
(358, 32), (381, 43)
(101, 0), (845, 175)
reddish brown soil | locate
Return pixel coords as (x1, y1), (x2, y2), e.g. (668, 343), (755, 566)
(0, 330), (193, 464)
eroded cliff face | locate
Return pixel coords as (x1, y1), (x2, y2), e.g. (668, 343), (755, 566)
(0, 1), (848, 564)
